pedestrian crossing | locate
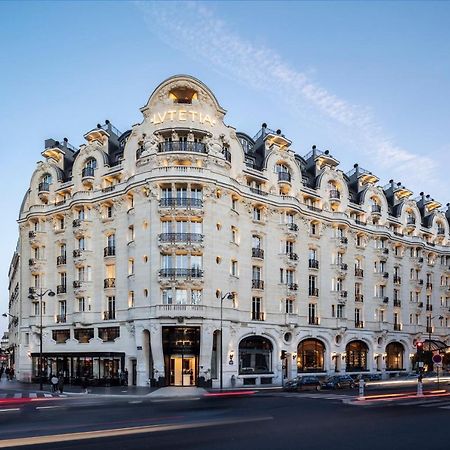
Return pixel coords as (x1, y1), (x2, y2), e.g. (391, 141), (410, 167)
(396, 397), (450, 410)
(0, 391), (66, 399)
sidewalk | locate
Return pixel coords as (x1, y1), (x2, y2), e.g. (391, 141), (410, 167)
(0, 378), (155, 397)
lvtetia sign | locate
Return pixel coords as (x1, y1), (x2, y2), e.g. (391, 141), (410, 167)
(149, 109), (216, 127)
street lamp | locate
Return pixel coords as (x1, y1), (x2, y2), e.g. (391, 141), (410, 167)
(216, 289), (234, 391)
(27, 288), (55, 390)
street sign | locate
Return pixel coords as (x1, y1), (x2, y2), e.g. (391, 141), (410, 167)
(432, 354), (442, 364)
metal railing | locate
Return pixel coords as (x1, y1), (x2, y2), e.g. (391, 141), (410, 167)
(393, 276), (401, 284)
(159, 233), (204, 244)
(249, 187), (268, 196)
(73, 249), (83, 258)
(159, 268), (204, 278)
(38, 182), (50, 192)
(103, 311), (116, 320)
(372, 204), (382, 213)
(393, 300), (401, 307)
(286, 223), (298, 231)
(56, 256), (66, 266)
(56, 285), (66, 294)
(309, 288), (319, 297)
(426, 304), (433, 311)
(73, 280), (83, 288)
(252, 279), (264, 290)
(159, 197), (203, 208)
(288, 252), (298, 261)
(278, 172), (291, 182)
(355, 268), (364, 277)
(394, 323), (402, 331)
(222, 148), (231, 162)
(81, 167), (95, 178)
(309, 259), (319, 269)
(355, 321), (364, 328)
(158, 141), (207, 153)
(252, 248), (264, 259)
(104, 246), (116, 257)
(104, 278), (116, 288)
(329, 190), (341, 200)
(251, 311), (265, 321)
(355, 294), (364, 303)
(56, 314), (66, 324)
(308, 317), (320, 325)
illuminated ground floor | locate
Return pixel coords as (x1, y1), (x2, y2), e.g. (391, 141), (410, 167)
(16, 317), (448, 387)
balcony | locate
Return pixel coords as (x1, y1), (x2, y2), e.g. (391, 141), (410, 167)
(355, 321), (364, 328)
(426, 326), (433, 334)
(393, 276), (401, 284)
(159, 268), (203, 279)
(426, 282), (433, 290)
(73, 249), (84, 258)
(329, 190), (341, 201)
(288, 252), (298, 261)
(159, 197), (203, 209)
(340, 291), (348, 298)
(29, 287), (37, 295)
(252, 279), (264, 290)
(81, 167), (95, 179)
(103, 311), (116, 321)
(252, 248), (264, 259)
(383, 296), (389, 304)
(56, 314), (66, 324)
(393, 300), (402, 307)
(418, 302), (424, 308)
(393, 323), (402, 331)
(309, 288), (319, 297)
(371, 204), (382, 214)
(278, 171), (291, 183)
(104, 246), (116, 257)
(288, 283), (298, 291)
(418, 279), (424, 285)
(308, 317), (320, 325)
(152, 304), (205, 319)
(426, 304), (433, 311)
(249, 187), (268, 196)
(158, 141), (207, 154)
(28, 231), (37, 239)
(355, 294), (364, 303)
(339, 237), (348, 245)
(340, 263), (348, 271)
(38, 182), (50, 201)
(251, 311), (265, 321)
(29, 258), (37, 267)
(286, 223), (298, 232)
(354, 268), (364, 278)
(104, 278), (116, 289)
(73, 280), (83, 289)
(56, 285), (67, 294)
(56, 255), (66, 266)
(309, 259), (319, 269)
(159, 233), (203, 244)
(383, 272), (389, 279)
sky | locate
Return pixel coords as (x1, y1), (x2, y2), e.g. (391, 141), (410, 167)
(0, 1), (449, 334)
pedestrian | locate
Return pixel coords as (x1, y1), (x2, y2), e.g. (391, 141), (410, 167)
(0, 366), (4, 380)
(57, 373), (64, 394)
(51, 374), (58, 392)
(81, 374), (88, 394)
(9, 368), (14, 381)
(123, 368), (128, 386)
(4, 367), (10, 381)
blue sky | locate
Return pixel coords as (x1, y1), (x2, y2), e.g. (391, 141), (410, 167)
(1, 1), (449, 333)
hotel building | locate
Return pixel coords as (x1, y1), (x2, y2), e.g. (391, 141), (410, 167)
(7, 75), (450, 387)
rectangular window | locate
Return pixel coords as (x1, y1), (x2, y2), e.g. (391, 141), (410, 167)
(285, 299), (294, 314)
(231, 260), (238, 277)
(191, 289), (202, 305)
(175, 289), (188, 304)
(253, 207), (261, 221)
(78, 297), (85, 312)
(162, 288), (173, 305)
(128, 291), (135, 308)
(337, 304), (344, 318)
(252, 297), (263, 320)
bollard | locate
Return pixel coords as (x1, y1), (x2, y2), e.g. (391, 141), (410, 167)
(358, 378), (365, 398)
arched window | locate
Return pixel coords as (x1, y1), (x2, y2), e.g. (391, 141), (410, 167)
(38, 173), (52, 192)
(386, 342), (404, 371)
(275, 163), (291, 183)
(239, 336), (273, 374)
(346, 340), (368, 371)
(82, 158), (97, 178)
(297, 339), (325, 373)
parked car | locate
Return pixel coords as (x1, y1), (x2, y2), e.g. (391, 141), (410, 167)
(360, 373), (382, 382)
(323, 375), (356, 390)
(284, 376), (322, 391)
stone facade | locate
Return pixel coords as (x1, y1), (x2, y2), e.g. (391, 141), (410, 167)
(7, 75), (450, 387)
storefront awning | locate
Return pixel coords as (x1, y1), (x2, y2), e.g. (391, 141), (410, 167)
(422, 339), (448, 352)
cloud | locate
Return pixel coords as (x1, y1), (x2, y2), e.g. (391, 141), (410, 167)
(136, 1), (443, 197)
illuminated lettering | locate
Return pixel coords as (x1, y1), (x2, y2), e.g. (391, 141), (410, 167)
(157, 111), (167, 123)
(167, 110), (176, 121)
(189, 111), (197, 121)
(149, 109), (215, 127)
(179, 110), (187, 121)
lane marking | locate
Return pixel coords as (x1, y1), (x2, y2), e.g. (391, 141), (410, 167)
(128, 400), (143, 404)
(0, 408), (20, 412)
(0, 416), (273, 448)
(36, 406), (63, 410)
(29, 393), (37, 399)
(43, 393), (52, 398)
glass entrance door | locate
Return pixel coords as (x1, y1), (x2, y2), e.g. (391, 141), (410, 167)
(170, 356), (197, 386)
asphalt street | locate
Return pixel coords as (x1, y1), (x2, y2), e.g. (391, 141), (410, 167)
(0, 385), (449, 450)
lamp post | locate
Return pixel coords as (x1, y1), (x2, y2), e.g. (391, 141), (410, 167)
(216, 290), (234, 391)
(27, 288), (55, 390)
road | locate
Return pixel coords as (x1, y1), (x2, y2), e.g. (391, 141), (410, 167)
(0, 385), (449, 450)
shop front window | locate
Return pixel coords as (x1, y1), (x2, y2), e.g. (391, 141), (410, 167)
(239, 336), (273, 374)
(297, 339), (325, 373)
(346, 340), (368, 371)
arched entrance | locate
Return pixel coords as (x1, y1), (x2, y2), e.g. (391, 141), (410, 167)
(386, 342), (404, 371)
(238, 336), (273, 374)
(297, 339), (325, 373)
(346, 340), (368, 372)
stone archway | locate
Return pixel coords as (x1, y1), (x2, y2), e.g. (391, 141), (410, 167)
(297, 338), (325, 373)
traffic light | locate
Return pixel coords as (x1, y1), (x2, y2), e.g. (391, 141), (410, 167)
(416, 341), (423, 356)
(280, 350), (287, 360)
